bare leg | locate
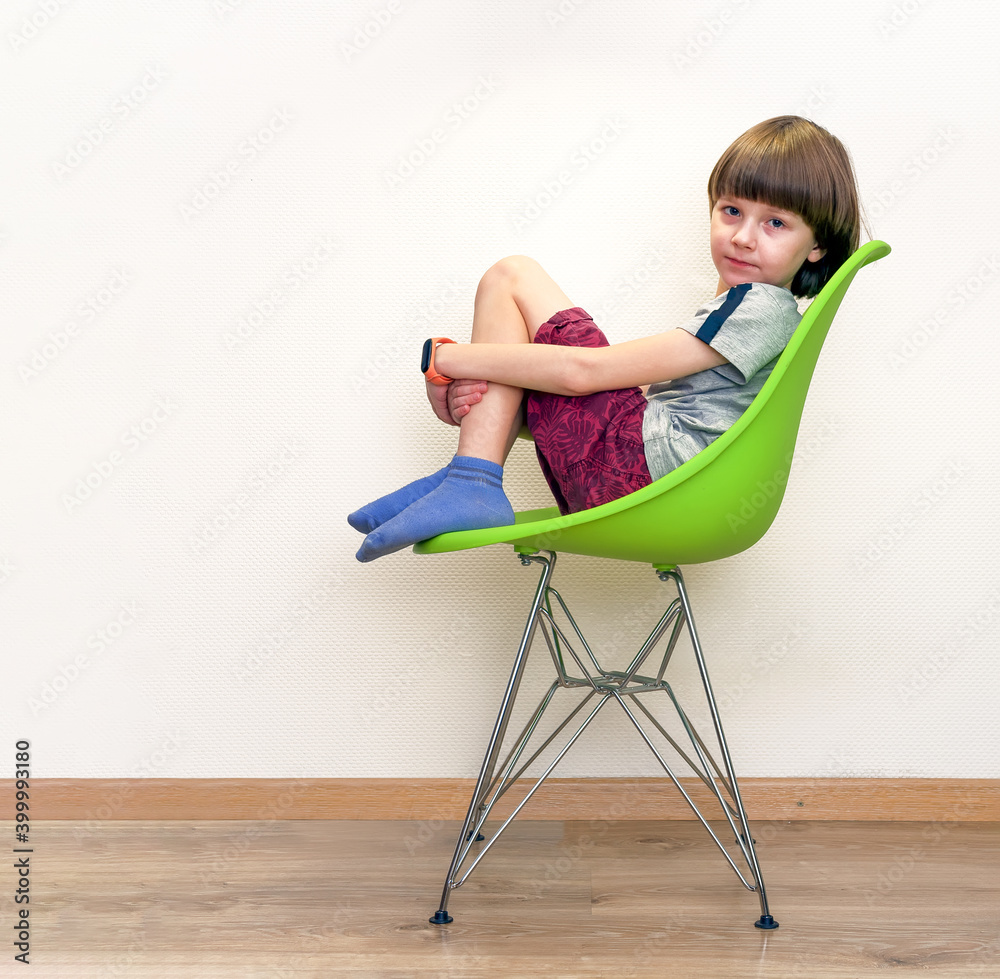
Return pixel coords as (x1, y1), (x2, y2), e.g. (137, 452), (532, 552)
(455, 256), (574, 465)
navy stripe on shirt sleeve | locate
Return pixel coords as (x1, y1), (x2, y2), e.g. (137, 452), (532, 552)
(695, 282), (752, 345)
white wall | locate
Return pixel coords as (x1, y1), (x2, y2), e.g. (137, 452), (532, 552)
(3, 0), (998, 781)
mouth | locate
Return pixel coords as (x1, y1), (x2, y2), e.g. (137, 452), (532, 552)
(726, 257), (756, 270)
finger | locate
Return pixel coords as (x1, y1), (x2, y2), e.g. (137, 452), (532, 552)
(452, 381), (487, 399)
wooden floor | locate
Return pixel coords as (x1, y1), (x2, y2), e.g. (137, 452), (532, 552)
(15, 819), (1000, 977)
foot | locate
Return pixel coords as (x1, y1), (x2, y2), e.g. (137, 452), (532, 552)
(347, 465), (451, 533)
(355, 457), (514, 562)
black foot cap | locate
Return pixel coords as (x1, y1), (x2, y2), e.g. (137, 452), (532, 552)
(466, 831), (485, 842)
(754, 914), (779, 930)
(429, 910), (453, 925)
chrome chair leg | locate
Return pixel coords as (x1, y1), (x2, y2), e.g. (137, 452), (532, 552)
(660, 567), (777, 929)
(430, 551), (556, 925)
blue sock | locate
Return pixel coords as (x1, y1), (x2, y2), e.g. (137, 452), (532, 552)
(348, 464), (451, 533)
(355, 456), (514, 562)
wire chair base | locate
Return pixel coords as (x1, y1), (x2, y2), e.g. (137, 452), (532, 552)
(430, 550), (777, 930)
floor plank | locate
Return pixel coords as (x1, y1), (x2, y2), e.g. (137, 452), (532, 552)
(10, 819), (999, 977)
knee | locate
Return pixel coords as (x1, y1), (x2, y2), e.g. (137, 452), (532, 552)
(479, 255), (541, 293)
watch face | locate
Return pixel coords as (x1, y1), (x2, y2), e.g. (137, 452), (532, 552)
(420, 338), (433, 374)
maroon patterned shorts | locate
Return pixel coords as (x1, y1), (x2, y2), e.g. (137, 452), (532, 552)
(525, 308), (652, 515)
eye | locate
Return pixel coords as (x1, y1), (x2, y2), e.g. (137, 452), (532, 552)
(723, 205), (740, 217)
(767, 217), (785, 229)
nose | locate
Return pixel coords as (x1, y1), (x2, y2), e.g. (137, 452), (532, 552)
(731, 219), (756, 249)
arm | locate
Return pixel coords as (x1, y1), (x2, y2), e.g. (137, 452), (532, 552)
(434, 329), (728, 397)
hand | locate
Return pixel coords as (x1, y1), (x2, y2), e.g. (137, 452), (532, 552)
(426, 379), (457, 426)
(426, 378), (488, 426)
(448, 379), (488, 424)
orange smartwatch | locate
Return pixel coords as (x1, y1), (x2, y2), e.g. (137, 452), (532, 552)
(421, 337), (456, 386)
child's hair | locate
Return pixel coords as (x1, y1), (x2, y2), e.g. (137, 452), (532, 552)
(707, 115), (862, 299)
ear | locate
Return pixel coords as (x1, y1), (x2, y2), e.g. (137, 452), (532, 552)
(806, 242), (826, 263)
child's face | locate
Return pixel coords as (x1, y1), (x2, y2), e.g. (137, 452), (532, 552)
(710, 195), (825, 294)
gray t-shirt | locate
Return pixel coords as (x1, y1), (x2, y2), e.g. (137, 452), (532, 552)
(642, 282), (801, 481)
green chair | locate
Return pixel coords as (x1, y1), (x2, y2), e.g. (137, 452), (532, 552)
(418, 240), (891, 928)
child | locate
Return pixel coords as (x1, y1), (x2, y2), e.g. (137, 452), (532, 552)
(350, 115), (861, 562)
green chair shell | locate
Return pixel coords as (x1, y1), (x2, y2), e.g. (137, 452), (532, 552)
(414, 240), (891, 566)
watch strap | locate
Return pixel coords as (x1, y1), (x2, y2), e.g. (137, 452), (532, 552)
(421, 337), (456, 386)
